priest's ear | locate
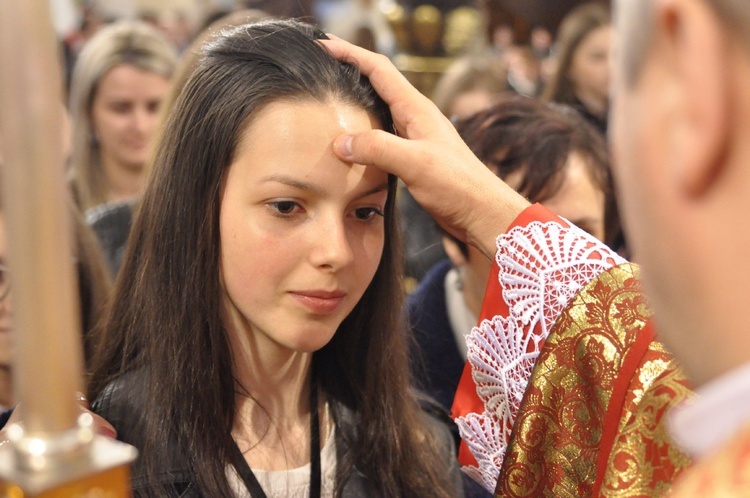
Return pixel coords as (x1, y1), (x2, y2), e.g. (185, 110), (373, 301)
(654, 0), (730, 198)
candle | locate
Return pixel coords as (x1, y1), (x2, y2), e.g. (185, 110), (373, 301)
(0, 2), (136, 494)
(0, 0), (83, 436)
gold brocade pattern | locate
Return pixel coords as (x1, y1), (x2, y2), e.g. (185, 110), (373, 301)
(602, 353), (693, 497)
(495, 264), (692, 497)
(668, 422), (750, 497)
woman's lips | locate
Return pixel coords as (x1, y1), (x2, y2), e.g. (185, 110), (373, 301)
(290, 291), (346, 314)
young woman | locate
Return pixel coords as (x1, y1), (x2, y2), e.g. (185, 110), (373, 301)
(90, 20), (461, 497)
(68, 20), (177, 211)
(541, 3), (612, 134)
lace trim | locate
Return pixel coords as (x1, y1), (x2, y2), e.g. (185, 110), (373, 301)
(456, 220), (625, 491)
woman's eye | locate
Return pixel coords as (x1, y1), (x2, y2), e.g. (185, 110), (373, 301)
(269, 200), (300, 216)
(590, 51), (608, 62)
(108, 102), (132, 114)
(354, 207), (384, 221)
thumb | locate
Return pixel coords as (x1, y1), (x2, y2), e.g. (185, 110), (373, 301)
(333, 130), (421, 181)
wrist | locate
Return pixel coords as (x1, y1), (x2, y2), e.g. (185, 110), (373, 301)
(471, 182), (530, 260)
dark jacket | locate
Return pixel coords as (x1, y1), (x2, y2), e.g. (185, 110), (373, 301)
(85, 200), (135, 276)
(407, 259), (466, 414)
(398, 186), (448, 282)
(407, 261), (494, 498)
(93, 369), (464, 497)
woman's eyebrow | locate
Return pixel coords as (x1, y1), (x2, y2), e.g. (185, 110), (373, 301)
(259, 174), (326, 196)
(259, 174), (388, 199)
(355, 182), (390, 200)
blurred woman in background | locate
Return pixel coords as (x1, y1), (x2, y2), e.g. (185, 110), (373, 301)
(541, 2), (611, 134)
(68, 20), (177, 212)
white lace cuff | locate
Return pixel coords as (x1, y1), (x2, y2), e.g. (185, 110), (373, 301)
(456, 219), (625, 491)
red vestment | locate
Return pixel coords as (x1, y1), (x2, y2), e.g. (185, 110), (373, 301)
(452, 204), (693, 497)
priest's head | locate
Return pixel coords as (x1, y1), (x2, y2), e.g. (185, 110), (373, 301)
(610, 0), (750, 386)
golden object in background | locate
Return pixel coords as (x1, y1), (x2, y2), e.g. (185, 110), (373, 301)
(381, 1), (487, 95)
(444, 6), (486, 55)
(0, 453), (132, 497)
(382, 2), (412, 53)
(412, 5), (442, 54)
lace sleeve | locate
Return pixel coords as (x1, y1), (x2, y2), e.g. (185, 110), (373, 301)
(455, 219), (626, 492)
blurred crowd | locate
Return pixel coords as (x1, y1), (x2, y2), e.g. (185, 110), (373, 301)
(0, 2), (617, 496)
(1, 0), (747, 495)
(2, 0), (619, 417)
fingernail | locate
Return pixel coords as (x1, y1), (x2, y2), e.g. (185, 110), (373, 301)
(338, 135), (353, 159)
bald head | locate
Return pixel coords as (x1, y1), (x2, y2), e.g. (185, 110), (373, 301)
(615, 0), (750, 85)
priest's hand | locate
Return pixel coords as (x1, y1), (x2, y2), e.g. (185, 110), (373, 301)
(321, 36), (529, 260)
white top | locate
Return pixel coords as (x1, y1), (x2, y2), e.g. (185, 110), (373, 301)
(228, 424), (337, 498)
(444, 267), (478, 360)
(668, 361), (750, 458)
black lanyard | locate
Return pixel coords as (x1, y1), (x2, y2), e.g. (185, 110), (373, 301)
(230, 383), (322, 498)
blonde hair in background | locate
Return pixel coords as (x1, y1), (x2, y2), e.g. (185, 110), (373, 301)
(68, 20), (177, 211)
(430, 53), (507, 118)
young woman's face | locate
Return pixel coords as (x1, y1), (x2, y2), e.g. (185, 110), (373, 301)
(568, 24), (612, 106)
(90, 63), (170, 172)
(219, 99), (388, 356)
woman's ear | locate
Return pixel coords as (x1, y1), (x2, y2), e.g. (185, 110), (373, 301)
(442, 235), (468, 267)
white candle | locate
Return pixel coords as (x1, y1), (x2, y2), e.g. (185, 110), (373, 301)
(0, 0), (84, 435)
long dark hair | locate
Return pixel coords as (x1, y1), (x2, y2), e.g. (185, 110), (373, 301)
(89, 19), (455, 497)
(541, 2), (610, 106)
(450, 95), (614, 252)
(457, 96), (610, 201)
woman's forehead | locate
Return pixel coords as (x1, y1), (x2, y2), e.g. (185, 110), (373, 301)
(227, 99), (387, 194)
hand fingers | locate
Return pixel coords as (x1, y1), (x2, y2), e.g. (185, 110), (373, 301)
(78, 407), (117, 439)
(74, 393), (116, 439)
(334, 130), (422, 183)
(319, 37), (455, 149)
(319, 39), (428, 110)
(3, 399), (117, 440)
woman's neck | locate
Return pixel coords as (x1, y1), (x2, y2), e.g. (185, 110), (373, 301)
(228, 323), (317, 470)
(100, 154), (145, 203)
(461, 268), (486, 319)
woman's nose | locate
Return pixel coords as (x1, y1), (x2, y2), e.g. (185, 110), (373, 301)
(308, 217), (354, 271)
